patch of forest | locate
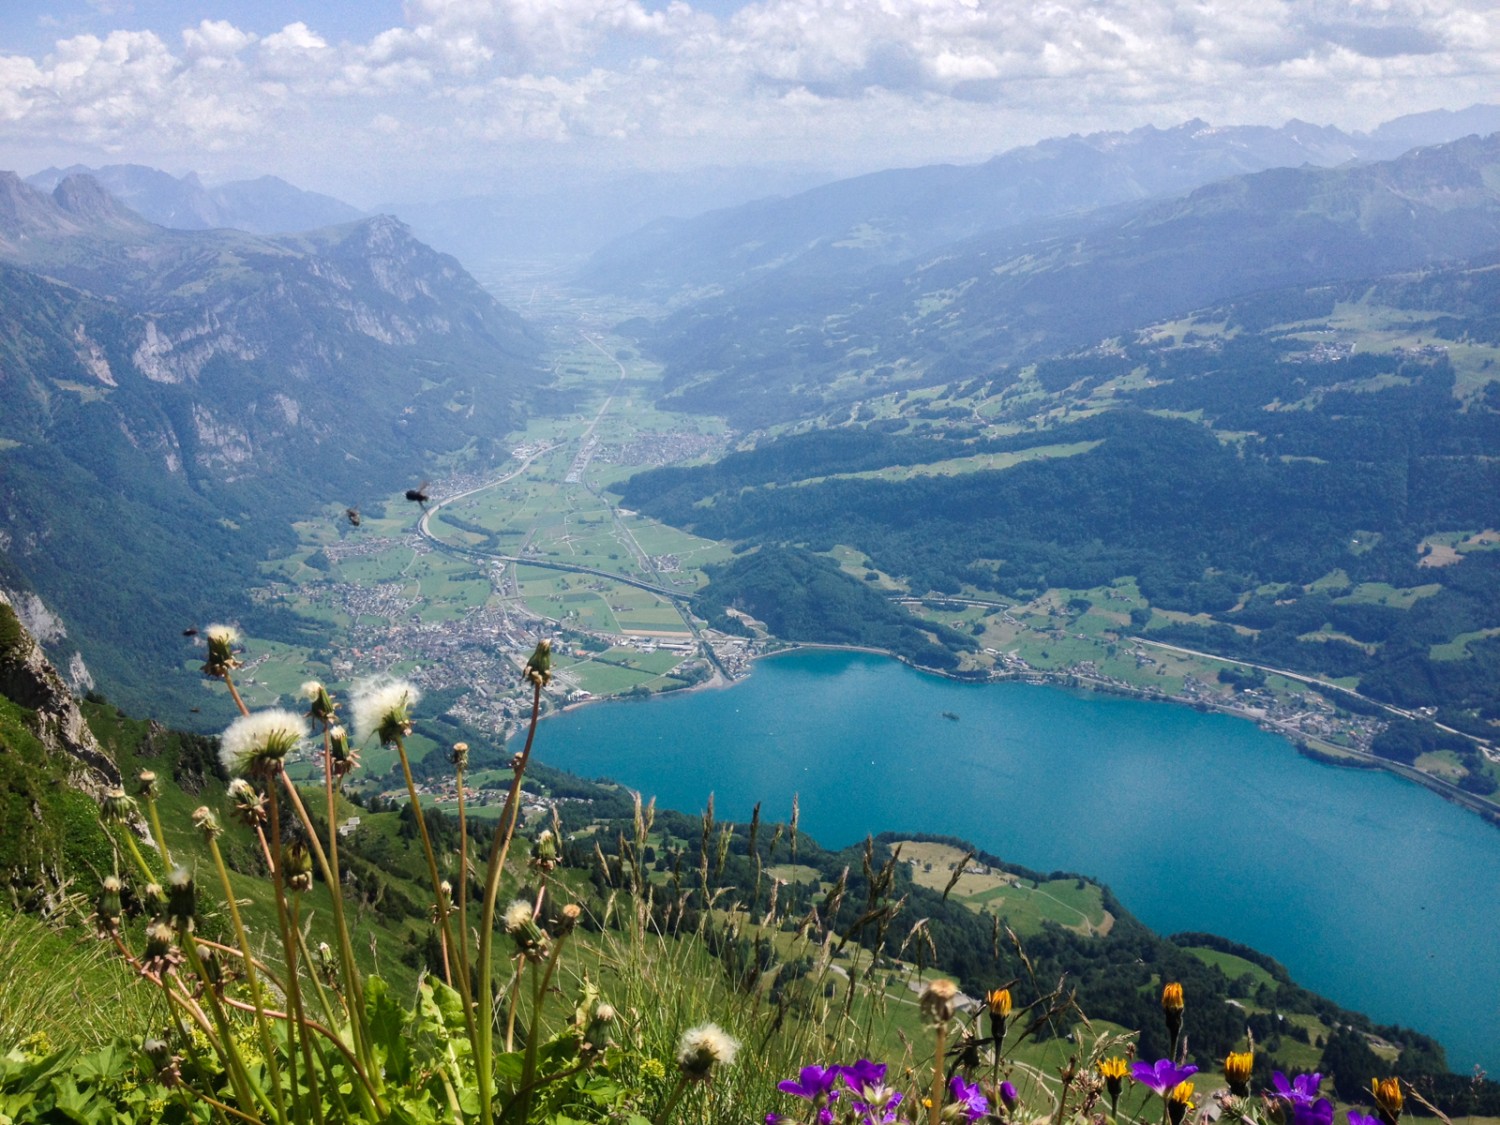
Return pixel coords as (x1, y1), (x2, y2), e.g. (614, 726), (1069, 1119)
(617, 339), (1500, 724)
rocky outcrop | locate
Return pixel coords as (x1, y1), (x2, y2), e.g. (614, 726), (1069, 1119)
(0, 589), (120, 798)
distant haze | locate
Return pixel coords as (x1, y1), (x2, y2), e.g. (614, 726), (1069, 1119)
(2, 0), (1499, 208)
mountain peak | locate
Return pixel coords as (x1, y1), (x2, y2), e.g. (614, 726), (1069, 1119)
(53, 172), (145, 227)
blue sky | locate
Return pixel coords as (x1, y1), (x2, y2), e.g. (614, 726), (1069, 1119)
(2, 0), (1497, 205)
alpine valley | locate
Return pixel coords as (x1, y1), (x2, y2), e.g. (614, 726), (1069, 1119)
(4, 107), (1500, 1118)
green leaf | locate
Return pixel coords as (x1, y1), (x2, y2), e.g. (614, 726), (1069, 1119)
(364, 975), (413, 1084)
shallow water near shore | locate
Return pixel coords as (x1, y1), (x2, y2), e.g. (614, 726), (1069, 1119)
(542, 649), (1500, 1072)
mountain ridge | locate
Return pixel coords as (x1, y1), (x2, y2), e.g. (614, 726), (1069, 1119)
(0, 176), (543, 719)
(582, 106), (1500, 297)
(633, 132), (1500, 427)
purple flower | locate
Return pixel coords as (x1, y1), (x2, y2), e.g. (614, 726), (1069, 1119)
(839, 1060), (889, 1096)
(1348, 1113), (1382, 1125)
(1131, 1058), (1200, 1097)
(1293, 1100), (1335, 1125)
(1272, 1072), (1324, 1107)
(778, 1066), (841, 1124)
(949, 1076), (989, 1122)
(999, 1081), (1019, 1111)
(839, 1062), (904, 1125)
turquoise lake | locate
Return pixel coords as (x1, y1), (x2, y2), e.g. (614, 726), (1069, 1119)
(541, 649), (1500, 1072)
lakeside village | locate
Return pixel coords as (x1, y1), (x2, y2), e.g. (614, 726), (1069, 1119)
(248, 530), (1404, 819)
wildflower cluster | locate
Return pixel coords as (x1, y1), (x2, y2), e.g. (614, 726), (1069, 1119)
(769, 1058), (991, 1125)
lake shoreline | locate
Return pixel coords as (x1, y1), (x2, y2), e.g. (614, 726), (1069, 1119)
(545, 636), (1500, 830)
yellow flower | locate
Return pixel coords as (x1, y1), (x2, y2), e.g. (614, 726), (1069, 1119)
(1099, 1057), (1129, 1111)
(1372, 1078), (1403, 1125)
(986, 987), (1013, 1018)
(1168, 1081), (1195, 1125)
(1162, 980), (1185, 1044)
(986, 987), (1013, 1043)
(1161, 981), (1185, 1015)
(1224, 1050), (1253, 1096)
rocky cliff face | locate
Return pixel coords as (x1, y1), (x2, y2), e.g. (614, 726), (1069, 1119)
(0, 589), (119, 799)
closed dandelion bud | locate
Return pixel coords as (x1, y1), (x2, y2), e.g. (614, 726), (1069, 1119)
(201, 624), (242, 677)
(327, 724), (358, 779)
(141, 920), (182, 977)
(986, 987), (1012, 1043)
(1372, 1078), (1403, 1125)
(919, 978), (959, 1027)
(1224, 1051), (1254, 1097)
(191, 806), (221, 840)
(282, 841), (314, 893)
(530, 829), (559, 872)
(96, 875), (123, 931)
(196, 942), (223, 990)
(675, 1022), (738, 1082)
(100, 787), (137, 825)
(451, 742), (469, 770)
(135, 770), (159, 799)
(142, 882), (168, 917)
(1162, 981), (1185, 1042)
(142, 1038), (182, 1088)
(582, 1001), (616, 1054)
(1099, 1058), (1129, 1114)
(166, 866), (196, 931)
(315, 940), (338, 986)
(1168, 1081), (1195, 1125)
(559, 902), (582, 934)
(523, 639), (553, 687)
(226, 777), (267, 826)
(299, 681), (337, 723)
(503, 899), (547, 956)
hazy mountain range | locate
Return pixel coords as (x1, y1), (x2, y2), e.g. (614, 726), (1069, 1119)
(583, 104), (1500, 297)
(630, 131), (1500, 427)
(24, 164), (366, 235)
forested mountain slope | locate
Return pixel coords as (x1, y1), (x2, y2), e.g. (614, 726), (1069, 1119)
(0, 173), (541, 719)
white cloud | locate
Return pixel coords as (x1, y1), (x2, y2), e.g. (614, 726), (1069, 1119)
(0, 0), (1496, 199)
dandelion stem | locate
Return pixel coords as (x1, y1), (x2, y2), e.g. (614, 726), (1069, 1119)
(180, 938), (267, 1123)
(518, 929), (569, 1123)
(930, 1021), (948, 1125)
(455, 755), (471, 987)
(142, 793), (173, 870)
(652, 1075), (689, 1125)
(476, 678), (543, 1125)
(222, 670), (251, 718)
(392, 733), (478, 1047)
(205, 833), (289, 1125)
(276, 772), (379, 1090)
(265, 779), (313, 1125)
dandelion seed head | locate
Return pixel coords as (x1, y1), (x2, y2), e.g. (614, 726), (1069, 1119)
(350, 677), (420, 744)
(298, 681), (324, 701)
(219, 709), (309, 777)
(204, 624), (239, 646)
(502, 899), (534, 932)
(676, 1022), (738, 1080)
